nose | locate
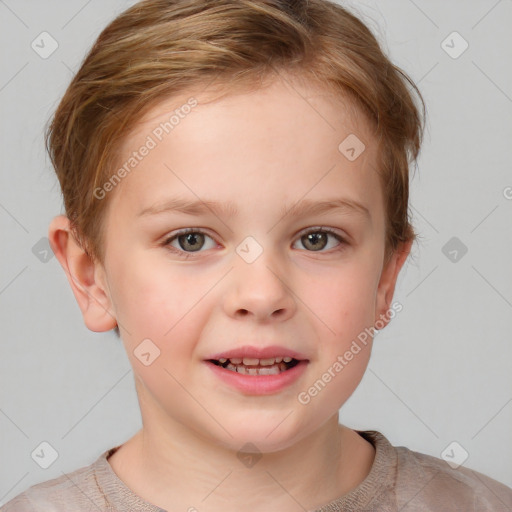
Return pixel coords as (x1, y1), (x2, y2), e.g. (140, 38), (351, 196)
(223, 249), (297, 323)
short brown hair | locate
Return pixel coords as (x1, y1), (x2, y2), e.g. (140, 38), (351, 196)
(46, 0), (425, 268)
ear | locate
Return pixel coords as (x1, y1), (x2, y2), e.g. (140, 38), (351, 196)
(48, 215), (117, 332)
(374, 239), (413, 329)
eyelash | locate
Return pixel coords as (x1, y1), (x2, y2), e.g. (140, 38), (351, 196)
(162, 227), (348, 259)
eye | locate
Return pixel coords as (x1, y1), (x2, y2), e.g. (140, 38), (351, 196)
(293, 227), (347, 252)
(162, 226), (347, 258)
(163, 228), (217, 256)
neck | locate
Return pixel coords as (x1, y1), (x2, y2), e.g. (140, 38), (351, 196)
(108, 416), (375, 512)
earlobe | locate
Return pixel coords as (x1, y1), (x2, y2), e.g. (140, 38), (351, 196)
(48, 215), (117, 332)
(374, 239), (413, 329)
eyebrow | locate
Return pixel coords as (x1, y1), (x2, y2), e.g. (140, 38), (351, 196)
(137, 196), (370, 221)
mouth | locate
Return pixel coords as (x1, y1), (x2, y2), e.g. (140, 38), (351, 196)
(206, 356), (302, 376)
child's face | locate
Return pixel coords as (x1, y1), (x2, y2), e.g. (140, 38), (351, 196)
(77, 75), (409, 451)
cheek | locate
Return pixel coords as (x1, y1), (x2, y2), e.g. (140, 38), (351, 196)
(110, 256), (209, 332)
(110, 259), (212, 394)
(298, 256), (378, 406)
(109, 257), (222, 376)
(304, 258), (379, 336)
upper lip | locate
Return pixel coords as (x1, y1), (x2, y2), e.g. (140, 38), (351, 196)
(206, 345), (309, 361)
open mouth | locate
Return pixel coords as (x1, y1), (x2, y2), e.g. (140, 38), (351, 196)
(207, 357), (301, 376)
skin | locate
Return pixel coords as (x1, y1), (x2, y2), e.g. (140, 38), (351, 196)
(49, 72), (411, 512)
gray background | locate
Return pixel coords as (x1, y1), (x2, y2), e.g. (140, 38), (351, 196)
(1, 0), (511, 504)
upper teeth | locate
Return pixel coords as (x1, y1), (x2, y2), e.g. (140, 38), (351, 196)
(218, 356), (293, 365)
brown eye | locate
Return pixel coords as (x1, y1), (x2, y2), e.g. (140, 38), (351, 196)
(164, 229), (216, 256)
(177, 232), (205, 252)
(294, 228), (346, 252)
(301, 232), (328, 251)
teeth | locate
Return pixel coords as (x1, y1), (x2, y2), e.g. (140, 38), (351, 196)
(219, 356), (294, 366)
(256, 366), (281, 375)
(224, 363), (285, 375)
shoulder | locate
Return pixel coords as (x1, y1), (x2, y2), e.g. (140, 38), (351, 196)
(392, 441), (512, 511)
(0, 451), (112, 512)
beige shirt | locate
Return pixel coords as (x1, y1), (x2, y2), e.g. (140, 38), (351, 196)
(2, 430), (512, 511)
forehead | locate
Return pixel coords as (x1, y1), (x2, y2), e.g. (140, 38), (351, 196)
(120, 71), (377, 159)
(106, 74), (382, 222)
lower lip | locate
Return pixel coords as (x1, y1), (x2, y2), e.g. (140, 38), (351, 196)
(204, 360), (309, 395)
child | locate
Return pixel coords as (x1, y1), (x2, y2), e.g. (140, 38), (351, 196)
(3, 0), (511, 510)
